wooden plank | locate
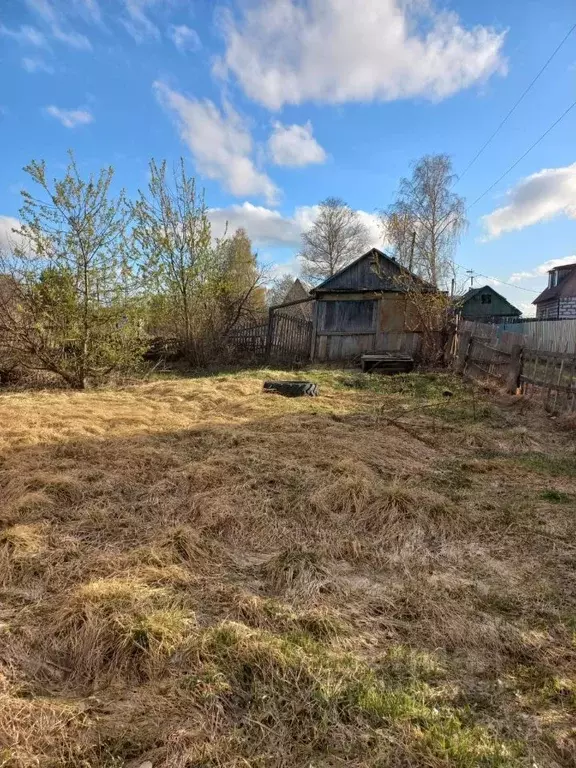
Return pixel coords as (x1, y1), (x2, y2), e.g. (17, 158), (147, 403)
(519, 376), (576, 394)
(472, 340), (512, 356)
(315, 330), (376, 337)
(523, 349), (572, 362)
(553, 351), (565, 412)
(455, 331), (472, 374)
(542, 354), (552, 407)
(468, 357), (509, 366)
(506, 343), (523, 394)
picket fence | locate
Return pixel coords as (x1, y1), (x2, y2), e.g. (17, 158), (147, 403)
(455, 319), (576, 413)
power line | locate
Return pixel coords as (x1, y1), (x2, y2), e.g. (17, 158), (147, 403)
(449, 95), (576, 293)
(454, 262), (541, 293)
(466, 98), (576, 211)
(455, 22), (576, 186)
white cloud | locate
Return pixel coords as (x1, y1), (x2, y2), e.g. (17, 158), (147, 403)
(509, 256), (576, 283)
(75, 0), (101, 24)
(45, 105), (94, 128)
(208, 201), (383, 250)
(25, 0), (92, 49)
(169, 24), (201, 52)
(482, 163), (576, 238)
(0, 24), (47, 47)
(123, 0), (160, 40)
(356, 210), (384, 251)
(217, 0), (506, 110)
(154, 82), (279, 204)
(22, 57), (54, 73)
(518, 302), (536, 318)
(0, 216), (23, 252)
(268, 121), (327, 167)
(209, 203), (304, 245)
(267, 256), (304, 280)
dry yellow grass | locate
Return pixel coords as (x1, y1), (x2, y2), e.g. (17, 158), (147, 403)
(0, 369), (575, 767)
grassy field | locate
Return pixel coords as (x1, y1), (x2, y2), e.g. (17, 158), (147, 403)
(0, 369), (575, 767)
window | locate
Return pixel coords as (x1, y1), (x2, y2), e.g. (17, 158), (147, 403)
(480, 293), (492, 305)
(321, 300), (376, 332)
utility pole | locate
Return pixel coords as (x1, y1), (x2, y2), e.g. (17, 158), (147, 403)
(466, 269), (475, 288)
(450, 277), (455, 297)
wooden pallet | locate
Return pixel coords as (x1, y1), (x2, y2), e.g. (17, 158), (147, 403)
(361, 353), (414, 374)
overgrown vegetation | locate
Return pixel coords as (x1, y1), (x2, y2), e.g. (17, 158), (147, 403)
(0, 151), (473, 389)
(1, 370), (574, 766)
(0, 155), (268, 388)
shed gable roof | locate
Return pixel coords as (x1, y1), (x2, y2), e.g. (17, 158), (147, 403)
(310, 248), (429, 294)
(458, 285), (521, 315)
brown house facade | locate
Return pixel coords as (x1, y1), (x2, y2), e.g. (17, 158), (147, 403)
(309, 248), (430, 362)
(533, 263), (576, 319)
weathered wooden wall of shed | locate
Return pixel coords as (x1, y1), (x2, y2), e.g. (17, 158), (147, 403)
(315, 332), (421, 361)
(312, 292), (423, 362)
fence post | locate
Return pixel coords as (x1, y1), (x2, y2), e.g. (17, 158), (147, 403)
(506, 343), (523, 394)
(265, 308), (276, 362)
(455, 331), (472, 374)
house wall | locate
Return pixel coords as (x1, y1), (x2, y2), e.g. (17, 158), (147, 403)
(536, 299), (560, 319)
(558, 298), (576, 319)
(312, 292), (422, 362)
(535, 298), (576, 319)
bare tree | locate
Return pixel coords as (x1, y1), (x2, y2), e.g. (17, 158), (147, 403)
(267, 273), (297, 307)
(133, 164), (268, 363)
(300, 197), (370, 283)
(382, 155), (467, 288)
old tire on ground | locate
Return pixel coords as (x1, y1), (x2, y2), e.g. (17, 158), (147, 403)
(263, 380), (319, 397)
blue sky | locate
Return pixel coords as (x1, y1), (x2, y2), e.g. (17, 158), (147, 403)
(1, 0), (575, 315)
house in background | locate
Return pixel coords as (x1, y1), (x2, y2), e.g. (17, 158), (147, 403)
(533, 262), (576, 319)
(457, 285), (521, 322)
(277, 278), (314, 321)
(309, 248), (431, 362)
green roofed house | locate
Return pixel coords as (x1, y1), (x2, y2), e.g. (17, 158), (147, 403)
(457, 285), (521, 322)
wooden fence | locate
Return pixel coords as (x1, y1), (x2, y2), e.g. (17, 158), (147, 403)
(228, 310), (312, 364)
(460, 317), (576, 354)
(268, 312), (312, 363)
(455, 321), (576, 413)
(227, 322), (268, 357)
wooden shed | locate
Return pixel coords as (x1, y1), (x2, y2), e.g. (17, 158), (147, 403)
(309, 248), (431, 362)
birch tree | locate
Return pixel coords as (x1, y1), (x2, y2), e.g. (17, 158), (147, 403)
(132, 159), (213, 352)
(383, 155), (467, 288)
(300, 197), (370, 283)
